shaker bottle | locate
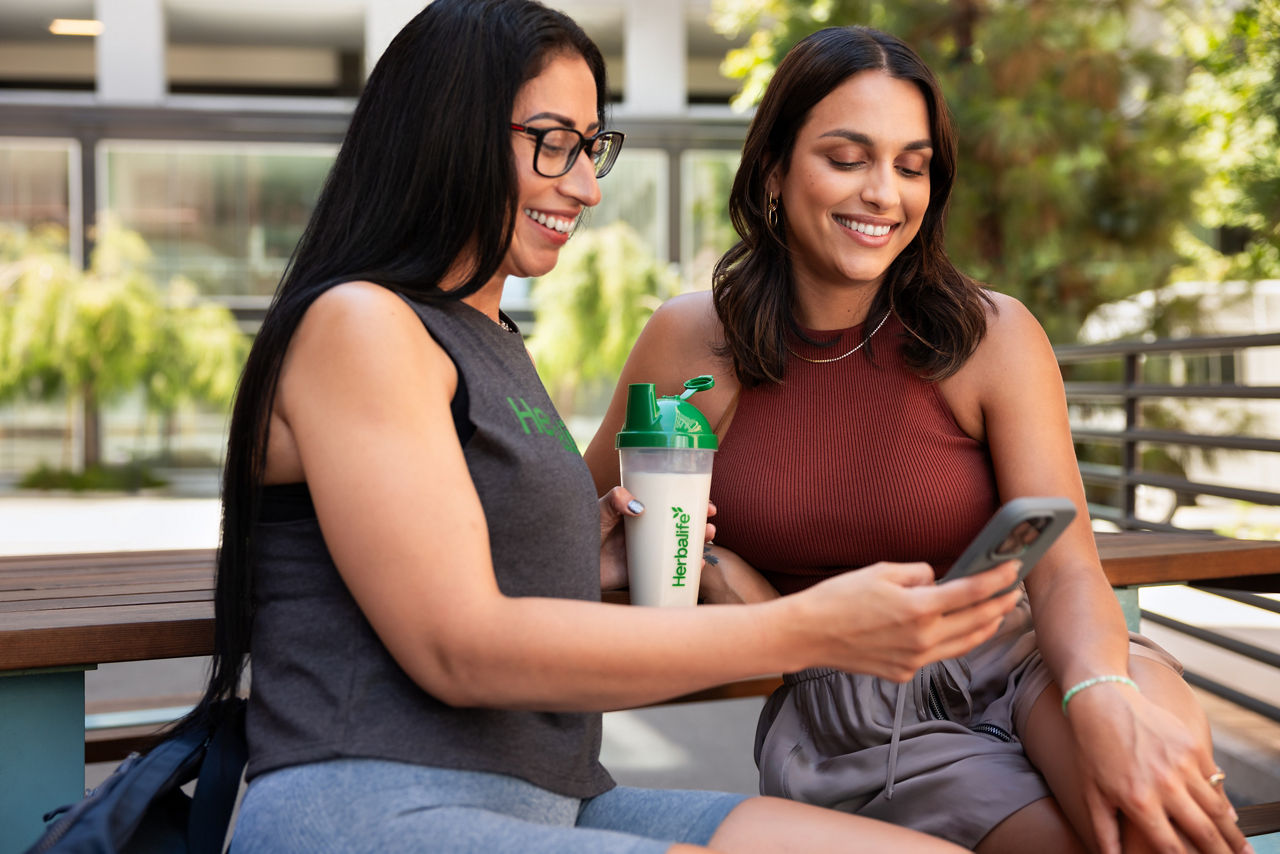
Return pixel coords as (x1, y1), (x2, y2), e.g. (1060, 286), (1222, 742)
(616, 376), (718, 607)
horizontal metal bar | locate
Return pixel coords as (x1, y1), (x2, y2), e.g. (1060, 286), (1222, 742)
(1070, 428), (1280, 454)
(1113, 517), (1197, 534)
(1082, 465), (1280, 505)
(1055, 332), (1280, 360)
(1141, 611), (1280, 669)
(1078, 462), (1123, 481)
(1192, 587), (1280, 616)
(1129, 472), (1280, 505)
(85, 705), (193, 732)
(1065, 383), (1280, 400)
(1086, 503), (1125, 523)
(1179, 669), (1280, 724)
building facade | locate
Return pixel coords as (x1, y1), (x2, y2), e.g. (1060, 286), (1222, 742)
(0, 0), (753, 477)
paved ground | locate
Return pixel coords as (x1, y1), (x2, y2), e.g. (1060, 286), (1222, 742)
(4, 494), (1277, 805)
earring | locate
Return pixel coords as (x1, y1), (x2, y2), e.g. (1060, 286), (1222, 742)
(766, 193), (779, 228)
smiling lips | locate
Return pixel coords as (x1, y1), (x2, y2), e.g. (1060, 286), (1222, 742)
(523, 207), (578, 234)
(833, 214), (893, 237)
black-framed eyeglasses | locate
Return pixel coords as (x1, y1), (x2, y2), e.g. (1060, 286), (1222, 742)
(510, 123), (625, 179)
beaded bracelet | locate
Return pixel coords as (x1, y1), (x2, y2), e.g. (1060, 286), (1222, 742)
(1061, 675), (1140, 716)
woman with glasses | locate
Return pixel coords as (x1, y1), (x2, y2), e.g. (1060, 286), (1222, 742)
(188, 2), (1021, 851)
(586, 24), (1248, 854)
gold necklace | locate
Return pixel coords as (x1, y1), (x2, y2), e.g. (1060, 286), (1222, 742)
(787, 310), (890, 364)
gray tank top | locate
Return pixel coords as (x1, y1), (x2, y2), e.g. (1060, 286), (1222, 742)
(244, 293), (613, 798)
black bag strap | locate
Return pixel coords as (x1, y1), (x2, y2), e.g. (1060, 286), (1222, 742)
(187, 698), (248, 854)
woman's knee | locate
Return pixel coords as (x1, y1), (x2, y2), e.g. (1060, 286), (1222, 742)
(709, 796), (969, 853)
(1128, 653), (1211, 744)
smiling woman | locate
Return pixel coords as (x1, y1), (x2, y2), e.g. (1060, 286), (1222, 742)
(161, 2), (1011, 853)
(585, 23), (1251, 854)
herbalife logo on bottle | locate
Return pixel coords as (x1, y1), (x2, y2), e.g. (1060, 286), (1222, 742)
(671, 506), (691, 588)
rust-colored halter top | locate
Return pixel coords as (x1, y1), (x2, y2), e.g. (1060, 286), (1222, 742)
(710, 314), (1000, 595)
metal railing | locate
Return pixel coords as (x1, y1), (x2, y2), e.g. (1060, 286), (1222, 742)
(1056, 331), (1280, 532)
(1056, 331), (1280, 724)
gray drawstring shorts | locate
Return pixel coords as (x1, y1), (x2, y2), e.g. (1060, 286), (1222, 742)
(754, 593), (1182, 849)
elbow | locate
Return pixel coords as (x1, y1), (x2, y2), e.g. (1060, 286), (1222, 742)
(405, 624), (501, 709)
(423, 654), (488, 708)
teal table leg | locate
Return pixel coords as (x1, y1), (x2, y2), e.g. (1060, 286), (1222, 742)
(1114, 585), (1141, 632)
(0, 668), (88, 854)
(1252, 833), (1280, 854)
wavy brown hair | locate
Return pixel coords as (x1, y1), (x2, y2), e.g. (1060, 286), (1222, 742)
(713, 26), (994, 386)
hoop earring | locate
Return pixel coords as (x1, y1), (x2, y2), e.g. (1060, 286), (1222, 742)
(766, 193), (779, 228)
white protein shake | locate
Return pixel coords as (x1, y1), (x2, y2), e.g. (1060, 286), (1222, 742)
(621, 470), (713, 607)
(615, 377), (719, 608)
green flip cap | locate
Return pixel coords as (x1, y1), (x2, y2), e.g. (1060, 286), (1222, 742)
(616, 375), (719, 450)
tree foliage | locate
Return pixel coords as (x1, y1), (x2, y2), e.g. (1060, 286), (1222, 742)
(0, 223), (246, 470)
(529, 222), (680, 416)
(1172, 0), (1280, 281)
(709, 0), (1245, 342)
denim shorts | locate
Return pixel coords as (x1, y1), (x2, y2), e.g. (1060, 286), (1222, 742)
(230, 759), (749, 854)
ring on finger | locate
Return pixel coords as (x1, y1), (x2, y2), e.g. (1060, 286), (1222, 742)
(1207, 770), (1226, 788)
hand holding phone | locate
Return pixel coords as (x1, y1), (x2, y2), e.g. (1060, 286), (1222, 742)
(939, 497), (1077, 594)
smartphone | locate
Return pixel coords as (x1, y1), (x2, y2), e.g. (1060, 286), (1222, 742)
(938, 497), (1077, 594)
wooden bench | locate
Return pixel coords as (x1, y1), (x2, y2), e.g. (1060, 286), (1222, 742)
(3, 533), (1279, 852)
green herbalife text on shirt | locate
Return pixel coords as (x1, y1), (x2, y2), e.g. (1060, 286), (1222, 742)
(508, 396), (577, 454)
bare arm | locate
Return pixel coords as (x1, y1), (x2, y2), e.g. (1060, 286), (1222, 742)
(583, 291), (738, 496)
(276, 282), (1020, 713)
(948, 295), (1129, 689)
(952, 293), (1244, 854)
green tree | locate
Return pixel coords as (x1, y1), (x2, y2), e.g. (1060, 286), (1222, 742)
(0, 223), (246, 472)
(711, 0), (1208, 342)
(142, 276), (248, 459)
(1173, 0), (1280, 281)
(528, 222), (680, 417)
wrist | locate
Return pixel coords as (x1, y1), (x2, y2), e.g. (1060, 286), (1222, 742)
(1061, 674), (1140, 716)
(757, 593), (817, 674)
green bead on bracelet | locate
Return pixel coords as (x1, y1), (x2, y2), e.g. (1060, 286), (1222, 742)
(1061, 675), (1140, 715)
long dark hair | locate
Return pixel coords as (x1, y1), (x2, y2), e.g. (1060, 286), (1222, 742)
(181, 0), (607, 730)
(713, 25), (993, 386)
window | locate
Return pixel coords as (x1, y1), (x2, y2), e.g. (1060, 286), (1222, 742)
(585, 148), (667, 261)
(0, 137), (79, 258)
(100, 141), (335, 296)
(680, 149), (739, 290)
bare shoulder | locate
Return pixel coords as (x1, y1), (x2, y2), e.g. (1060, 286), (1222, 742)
(968, 289), (1055, 371)
(281, 281), (454, 410)
(629, 289), (728, 386)
(647, 290), (723, 349)
(292, 282), (444, 362)
(937, 289), (1057, 442)
(302, 281), (424, 339)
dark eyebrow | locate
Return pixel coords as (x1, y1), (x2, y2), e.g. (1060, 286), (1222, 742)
(818, 129), (932, 152)
(522, 110), (601, 135)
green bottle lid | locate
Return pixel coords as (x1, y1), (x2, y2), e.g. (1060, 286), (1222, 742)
(616, 375), (719, 450)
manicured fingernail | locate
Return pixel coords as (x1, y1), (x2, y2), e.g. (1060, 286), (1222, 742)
(627, 499), (644, 514)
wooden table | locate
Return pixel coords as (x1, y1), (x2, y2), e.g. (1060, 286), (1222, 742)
(2, 532), (1279, 852)
(5, 533), (1278, 675)
(0, 549), (214, 852)
(1096, 530), (1280, 588)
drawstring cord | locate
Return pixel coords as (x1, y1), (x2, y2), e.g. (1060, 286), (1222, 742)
(884, 681), (908, 800)
(882, 658), (971, 800)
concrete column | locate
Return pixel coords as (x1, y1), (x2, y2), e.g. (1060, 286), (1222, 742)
(365, 0), (432, 78)
(95, 0), (166, 104)
(623, 0), (686, 116)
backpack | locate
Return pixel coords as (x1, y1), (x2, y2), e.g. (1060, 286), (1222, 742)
(24, 699), (247, 854)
